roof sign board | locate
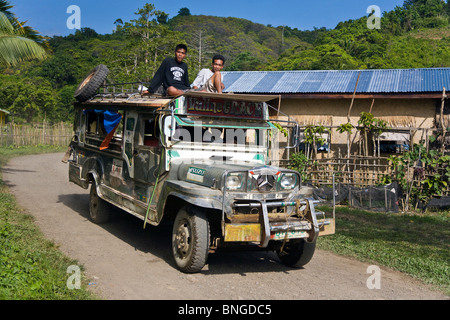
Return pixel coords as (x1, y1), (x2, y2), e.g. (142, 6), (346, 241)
(185, 95), (265, 120)
(181, 91), (278, 120)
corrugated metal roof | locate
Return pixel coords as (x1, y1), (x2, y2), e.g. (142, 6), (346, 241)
(222, 68), (450, 94)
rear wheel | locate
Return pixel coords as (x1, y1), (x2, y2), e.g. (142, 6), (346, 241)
(276, 239), (316, 268)
(89, 182), (111, 224)
(172, 206), (210, 273)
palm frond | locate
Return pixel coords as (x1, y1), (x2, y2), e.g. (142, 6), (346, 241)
(0, 0), (14, 20)
(0, 12), (48, 66)
(0, 10), (14, 33)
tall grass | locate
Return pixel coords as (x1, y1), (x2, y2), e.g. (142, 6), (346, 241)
(0, 146), (97, 299)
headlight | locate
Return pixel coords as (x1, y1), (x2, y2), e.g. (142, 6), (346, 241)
(279, 173), (297, 190)
(226, 173), (243, 190)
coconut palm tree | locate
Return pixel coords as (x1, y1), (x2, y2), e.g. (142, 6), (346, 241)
(0, 0), (49, 67)
(0, 0), (13, 18)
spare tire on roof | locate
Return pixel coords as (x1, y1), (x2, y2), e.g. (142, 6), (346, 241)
(74, 64), (109, 102)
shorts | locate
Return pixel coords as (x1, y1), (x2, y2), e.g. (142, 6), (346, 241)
(203, 77), (218, 93)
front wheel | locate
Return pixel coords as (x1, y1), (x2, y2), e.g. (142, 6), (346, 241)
(172, 206), (210, 273)
(276, 239), (316, 268)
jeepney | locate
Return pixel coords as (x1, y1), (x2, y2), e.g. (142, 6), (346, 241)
(66, 84), (335, 273)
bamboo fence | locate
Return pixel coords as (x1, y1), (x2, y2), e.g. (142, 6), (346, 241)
(281, 156), (393, 187)
(0, 122), (73, 147)
(305, 156), (392, 187)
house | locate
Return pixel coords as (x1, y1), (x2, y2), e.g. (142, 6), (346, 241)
(222, 68), (449, 159)
(0, 108), (9, 125)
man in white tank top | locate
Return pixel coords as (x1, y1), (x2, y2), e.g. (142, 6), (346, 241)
(192, 54), (225, 93)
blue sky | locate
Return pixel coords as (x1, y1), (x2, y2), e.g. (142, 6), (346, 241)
(12, 0), (406, 37)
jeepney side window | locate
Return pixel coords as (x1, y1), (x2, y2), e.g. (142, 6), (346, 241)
(79, 110), (86, 142)
(86, 111), (106, 136)
(113, 112), (124, 138)
(105, 110), (124, 152)
(137, 115), (160, 147)
(73, 108), (80, 132)
(86, 112), (96, 134)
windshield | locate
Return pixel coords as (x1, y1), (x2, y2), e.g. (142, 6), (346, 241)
(164, 115), (271, 148)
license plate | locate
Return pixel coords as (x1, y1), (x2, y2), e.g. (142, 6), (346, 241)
(224, 224), (261, 242)
(271, 230), (308, 240)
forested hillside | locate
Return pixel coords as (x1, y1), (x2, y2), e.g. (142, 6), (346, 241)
(0, 0), (449, 124)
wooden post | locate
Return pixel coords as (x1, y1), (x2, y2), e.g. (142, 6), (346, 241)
(440, 87), (447, 155)
(369, 98), (375, 113)
(347, 71), (361, 157)
(347, 72), (361, 123)
(277, 95), (281, 117)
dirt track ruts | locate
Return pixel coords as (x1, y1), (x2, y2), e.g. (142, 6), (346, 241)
(2, 153), (448, 300)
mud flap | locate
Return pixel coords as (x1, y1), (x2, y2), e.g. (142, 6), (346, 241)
(68, 162), (89, 189)
(61, 146), (72, 163)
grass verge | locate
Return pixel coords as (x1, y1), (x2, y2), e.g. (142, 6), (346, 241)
(317, 205), (450, 295)
(0, 145), (97, 299)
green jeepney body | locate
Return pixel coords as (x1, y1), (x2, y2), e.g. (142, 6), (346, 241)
(67, 91), (334, 271)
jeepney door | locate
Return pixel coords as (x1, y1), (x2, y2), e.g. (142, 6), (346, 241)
(77, 107), (86, 146)
(133, 114), (161, 184)
(123, 111), (138, 178)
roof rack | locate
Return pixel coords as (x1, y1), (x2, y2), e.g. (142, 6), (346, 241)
(80, 81), (172, 107)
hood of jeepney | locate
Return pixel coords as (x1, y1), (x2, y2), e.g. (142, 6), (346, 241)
(175, 161), (295, 191)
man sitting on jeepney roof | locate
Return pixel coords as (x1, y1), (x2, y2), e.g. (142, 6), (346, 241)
(143, 44), (191, 97)
(192, 54), (225, 94)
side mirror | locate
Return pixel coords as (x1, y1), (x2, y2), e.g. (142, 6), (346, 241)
(291, 124), (301, 148)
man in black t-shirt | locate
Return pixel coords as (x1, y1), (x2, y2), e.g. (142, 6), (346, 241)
(144, 44), (191, 97)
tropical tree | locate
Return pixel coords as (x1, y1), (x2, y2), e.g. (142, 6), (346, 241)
(178, 8), (191, 16)
(0, 75), (59, 123)
(0, 0), (13, 18)
(0, 0), (49, 67)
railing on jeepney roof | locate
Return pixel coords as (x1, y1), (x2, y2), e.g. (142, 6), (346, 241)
(93, 81), (162, 101)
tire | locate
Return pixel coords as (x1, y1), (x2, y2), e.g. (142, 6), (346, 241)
(89, 182), (111, 224)
(74, 64), (109, 102)
(276, 239), (316, 268)
(172, 206), (210, 273)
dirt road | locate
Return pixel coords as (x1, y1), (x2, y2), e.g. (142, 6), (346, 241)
(2, 153), (447, 300)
